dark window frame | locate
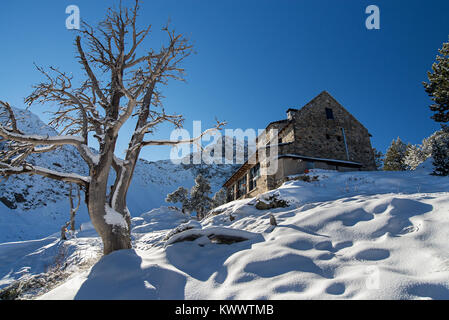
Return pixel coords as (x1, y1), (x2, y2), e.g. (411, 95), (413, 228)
(237, 175), (247, 198)
(325, 108), (334, 120)
(249, 163), (261, 191)
(306, 161), (315, 170)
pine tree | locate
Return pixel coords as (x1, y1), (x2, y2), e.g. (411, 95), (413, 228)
(372, 148), (384, 170)
(422, 134), (436, 158)
(166, 187), (191, 214)
(190, 174), (212, 220)
(166, 174), (215, 219)
(404, 144), (427, 170)
(431, 125), (449, 176)
(212, 188), (227, 208)
(423, 37), (449, 123)
(383, 137), (408, 171)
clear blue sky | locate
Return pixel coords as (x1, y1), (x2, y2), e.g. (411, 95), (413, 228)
(1, 0), (449, 161)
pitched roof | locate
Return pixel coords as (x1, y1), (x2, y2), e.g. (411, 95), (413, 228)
(286, 91), (372, 135)
(266, 119), (288, 128)
(278, 154), (362, 167)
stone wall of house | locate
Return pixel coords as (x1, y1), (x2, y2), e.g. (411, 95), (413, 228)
(279, 123), (295, 143)
(227, 161), (272, 201)
(247, 174), (267, 198)
(258, 120), (288, 148)
(289, 91), (376, 170)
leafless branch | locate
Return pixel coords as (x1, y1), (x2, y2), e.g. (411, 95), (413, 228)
(0, 101), (21, 134)
(0, 162), (89, 187)
(141, 121), (226, 147)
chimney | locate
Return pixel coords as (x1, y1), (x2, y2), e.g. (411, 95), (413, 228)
(286, 108), (297, 120)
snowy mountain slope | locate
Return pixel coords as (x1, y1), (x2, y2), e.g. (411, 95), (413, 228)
(0, 107), (237, 242)
(0, 107), (88, 210)
(0, 107), (91, 242)
(126, 159), (235, 215)
(7, 168), (447, 300)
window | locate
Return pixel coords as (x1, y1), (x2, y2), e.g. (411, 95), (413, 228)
(237, 176), (247, 198)
(249, 163), (261, 191)
(325, 134), (330, 140)
(306, 161), (315, 170)
(278, 137), (283, 144)
(325, 108), (334, 120)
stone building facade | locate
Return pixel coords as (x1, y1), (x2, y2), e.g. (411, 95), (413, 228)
(223, 91), (376, 202)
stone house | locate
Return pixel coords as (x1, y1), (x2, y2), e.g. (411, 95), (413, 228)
(223, 91), (377, 202)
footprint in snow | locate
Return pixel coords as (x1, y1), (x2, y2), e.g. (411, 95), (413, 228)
(317, 252), (335, 261)
(314, 240), (353, 253)
(355, 248), (390, 261)
(314, 240), (333, 251)
(325, 282), (346, 295)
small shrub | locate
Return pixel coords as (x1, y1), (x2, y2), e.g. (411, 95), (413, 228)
(287, 175), (319, 183)
(255, 194), (289, 210)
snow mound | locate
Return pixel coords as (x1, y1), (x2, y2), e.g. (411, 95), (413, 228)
(163, 220), (202, 242)
(133, 207), (189, 233)
(165, 226), (261, 246)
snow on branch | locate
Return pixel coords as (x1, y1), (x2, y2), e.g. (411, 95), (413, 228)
(0, 127), (85, 147)
(0, 101), (99, 168)
(141, 120), (226, 147)
(104, 204), (129, 230)
(0, 162), (90, 186)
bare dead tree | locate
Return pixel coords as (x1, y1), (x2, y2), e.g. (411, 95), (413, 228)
(61, 222), (70, 241)
(68, 183), (81, 232)
(0, 1), (224, 255)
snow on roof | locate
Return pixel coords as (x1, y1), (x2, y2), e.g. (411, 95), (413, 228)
(278, 154), (362, 166)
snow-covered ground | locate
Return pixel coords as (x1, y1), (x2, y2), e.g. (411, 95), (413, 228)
(2, 163), (449, 300)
